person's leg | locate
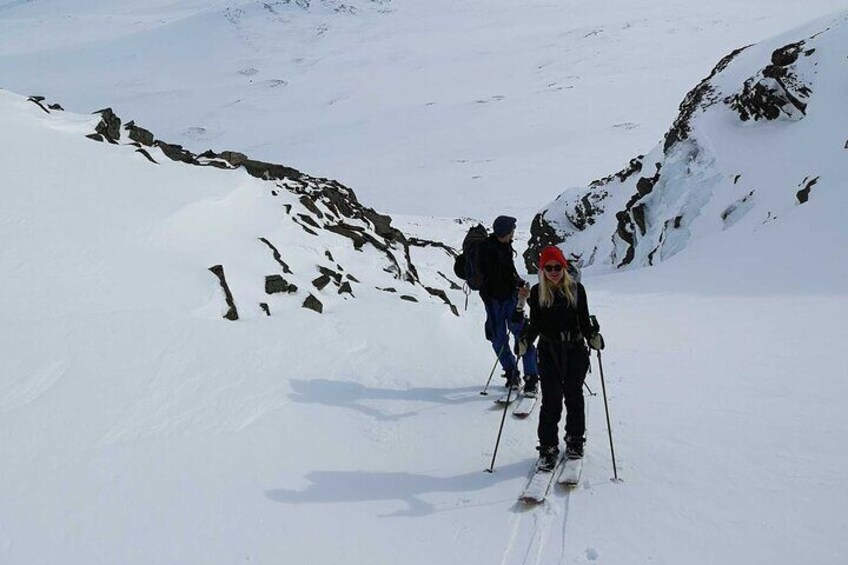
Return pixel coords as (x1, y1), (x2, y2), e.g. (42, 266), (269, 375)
(563, 345), (590, 446)
(507, 309), (538, 380)
(486, 298), (517, 374)
(537, 343), (564, 449)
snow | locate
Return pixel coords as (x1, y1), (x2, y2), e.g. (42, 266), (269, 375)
(1, 2), (847, 564)
(1, 0), (846, 218)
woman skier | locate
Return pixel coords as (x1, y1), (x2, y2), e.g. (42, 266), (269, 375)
(518, 245), (603, 471)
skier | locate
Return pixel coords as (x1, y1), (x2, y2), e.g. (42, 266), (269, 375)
(478, 215), (539, 394)
(517, 245), (604, 471)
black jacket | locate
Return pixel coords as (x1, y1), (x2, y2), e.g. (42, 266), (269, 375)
(478, 235), (521, 300)
(525, 282), (593, 345)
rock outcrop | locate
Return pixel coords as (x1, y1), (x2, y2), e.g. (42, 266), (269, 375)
(525, 14), (846, 273)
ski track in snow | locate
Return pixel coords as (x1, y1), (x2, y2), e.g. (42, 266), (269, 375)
(0, 360), (66, 414)
(500, 484), (572, 565)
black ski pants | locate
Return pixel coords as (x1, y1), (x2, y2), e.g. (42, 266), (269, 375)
(537, 338), (590, 448)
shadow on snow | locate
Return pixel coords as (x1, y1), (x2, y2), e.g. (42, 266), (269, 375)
(287, 378), (486, 421)
(265, 461), (530, 517)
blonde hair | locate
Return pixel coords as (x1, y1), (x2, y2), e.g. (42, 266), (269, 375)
(538, 266), (576, 308)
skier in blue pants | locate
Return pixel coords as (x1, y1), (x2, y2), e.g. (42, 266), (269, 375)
(479, 215), (539, 393)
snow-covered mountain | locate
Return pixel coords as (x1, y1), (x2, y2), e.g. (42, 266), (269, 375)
(526, 12), (848, 275)
(2, 0), (846, 217)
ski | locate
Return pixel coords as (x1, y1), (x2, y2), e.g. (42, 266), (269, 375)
(512, 393), (537, 417)
(519, 455), (564, 504)
(494, 387), (519, 405)
(557, 456), (583, 486)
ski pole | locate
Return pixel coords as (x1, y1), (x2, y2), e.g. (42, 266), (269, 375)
(596, 350), (621, 482)
(583, 347), (596, 396)
(480, 341), (507, 396)
(485, 383), (515, 473)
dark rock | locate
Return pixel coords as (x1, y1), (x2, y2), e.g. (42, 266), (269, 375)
(771, 41), (804, 67)
(726, 41), (811, 122)
(325, 223), (367, 249)
(324, 250), (335, 262)
(318, 266), (342, 283)
(215, 150), (303, 182)
(614, 211), (636, 268)
(297, 213), (321, 228)
(265, 275), (295, 294)
(208, 265), (239, 321)
(48, 103), (64, 111)
(93, 108), (122, 143)
(632, 204), (647, 236)
(303, 294), (323, 314)
(346, 274), (360, 283)
(400, 295), (418, 302)
(135, 148), (158, 164)
(647, 246), (659, 266)
(437, 271), (462, 290)
(523, 212), (565, 273)
(673, 215), (683, 229)
(300, 195), (325, 218)
(154, 141), (197, 164)
(377, 287), (397, 293)
(733, 175), (742, 184)
(589, 156), (643, 188)
(407, 237), (459, 256)
(27, 96), (50, 113)
(796, 177), (818, 204)
(86, 133), (104, 142)
(124, 120), (155, 146)
(258, 238), (293, 274)
(338, 281), (353, 296)
(312, 274), (332, 291)
(260, 303), (271, 316)
(424, 286), (459, 317)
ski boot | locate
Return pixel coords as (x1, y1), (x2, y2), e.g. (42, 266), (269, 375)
(536, 445), (559, 472)
(565, 436), (585, 460)
(522, 374), (539, 398)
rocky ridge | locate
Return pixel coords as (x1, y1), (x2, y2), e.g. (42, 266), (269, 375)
(25, 97), (461, 318)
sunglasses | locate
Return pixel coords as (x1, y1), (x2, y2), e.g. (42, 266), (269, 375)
(543, 264), (563, 273)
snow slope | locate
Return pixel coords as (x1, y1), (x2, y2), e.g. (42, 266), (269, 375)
(2, 84), (847, 564)
(2, 4), (848, 565)
(1, 0), (846, 217)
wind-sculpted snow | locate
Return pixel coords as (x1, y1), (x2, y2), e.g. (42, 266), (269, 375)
(526, 13), (848, 273)
(10, 90), (462, 320)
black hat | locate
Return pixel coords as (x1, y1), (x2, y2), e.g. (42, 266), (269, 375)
(492, 215), (517, 237)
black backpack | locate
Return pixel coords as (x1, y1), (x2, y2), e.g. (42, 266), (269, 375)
(453, 224), (489, 290)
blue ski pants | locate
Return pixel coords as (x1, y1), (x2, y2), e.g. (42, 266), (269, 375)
(483, 294), (538, 376)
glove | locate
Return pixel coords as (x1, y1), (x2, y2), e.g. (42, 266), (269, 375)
(587, 332), (605, 351)
(589, 315), (601, 335)
(510, 308), (525, 324)
(515, 337), (529, 357)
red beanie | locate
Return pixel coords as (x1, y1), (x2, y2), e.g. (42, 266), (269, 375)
(538, 245), (568, 270)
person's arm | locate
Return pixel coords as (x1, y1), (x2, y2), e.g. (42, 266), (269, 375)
(529, 286), (543, 339)
(578, 283), (605, 350)
(577, 283), (593, 337)
(516, 285), (540, 355)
